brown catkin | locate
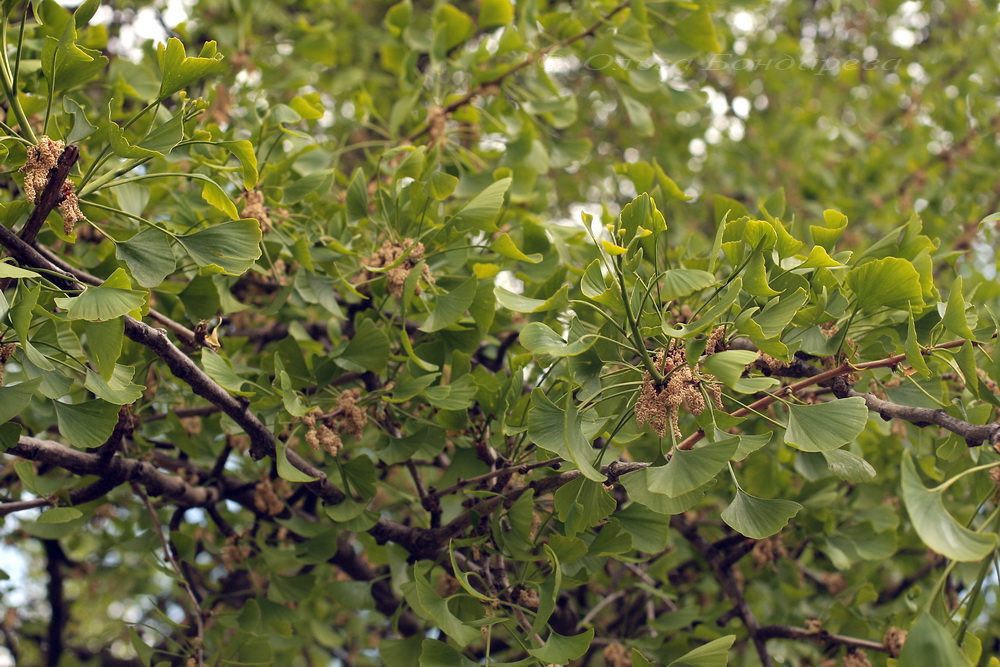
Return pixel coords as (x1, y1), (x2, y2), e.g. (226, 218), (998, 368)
(883, 627), (908, 658)
(364, 239), (435, 298)
(842, 650), (871, 667)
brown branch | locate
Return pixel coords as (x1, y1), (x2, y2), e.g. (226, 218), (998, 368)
(409, 3), (629, 141)
(671, 513), (774, 667)
(133, 483), (205, 666)
(43, 539), (68, 667)
(677, 336), (987, 450)
(34, 244), (199, 347)
(756, 625), (889, 654)
(0, 145), (79, 293)
(141, 405), (223, 423)
(831, 377), (1000, 448)
(6, 436), (223, 509)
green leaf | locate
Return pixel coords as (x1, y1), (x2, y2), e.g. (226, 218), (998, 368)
(106, 119), (162, 159)
(140, 110), (185, 154)
(54, 271), (146, 321)
(177, 219), (262, 275)
(621, 92), (653, 137)
(480, 0), (513, 29)
(677, 5), (722, 52)
(900, 453), (998, 562)
(217, 140), (260, 189)
(667, 635), (736, 667)
(783, 397), (868, 452)
(73, 0), (100, 28)
(616, 503), (670, 552)
(519, 322), (594, 357)
(742, 252), (780, 297)
(84, 318), (123, 380)
(897, 613), (972, 667)
(450, 178), (511, 231)
(822, 448), (876, 482)
(905, 310), (931, 376)
(423, 375), (477, 410)
(434, 5), (475, 51)
(63, 97), (98, 142)
(427, 171), (459, 200)
(0, 423), (20, 452)
(754, 288), (809, 338)
(158, 38), (225, 99)
(648, 437), (739, 498)
(85, 365), (145, 404)
(0, 378), (42, 424)
(37, 507), (83, 524)
(0, 260), (40, 279)
(702, 350), (757, 388)
(338, 319), (390, 373)
(116, 228), (176, 288)
(554, 476), (616, 537)
(942, 275), (975, 339)
(54, 399), (119, 448)
(527, 390), (604, 482)
(621, 469), (708, 515)
(413, 563), (481, 647)
(201, 350), (254, 396)
(448, 542), (493, 602)
(846, 257), (923, 311)
(194, 173), (240, 219)
(491, 233), (541, 263)
(420, 278), (477, 332)
(277, 442), (318, 482)
(419, 639), (477, 667)
(660, 268), (717, 300)
(721, 487), (802, 539)
(527, 629), (594, 664)
(346, 168), (368, 223)
(494, 284), (568, 313)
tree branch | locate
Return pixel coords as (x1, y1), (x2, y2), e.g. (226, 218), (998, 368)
(408, 3), (629, 141)
(831, 377), (1000, 448)
(677, 336), (989, 450)
(0, 144), (79, 293)
(756, 624), (889, 654)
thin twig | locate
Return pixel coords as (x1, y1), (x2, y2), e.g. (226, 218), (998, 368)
(132, 483), (205, 667)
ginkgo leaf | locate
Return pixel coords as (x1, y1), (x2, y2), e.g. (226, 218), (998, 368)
(784, 397), (868, 452)
(900, 453), (998, 562)
(527, 390), (604, 482)
(721, 487), (802, 539)
(450, 178), (510, 231)
(177, 219), (262, 275)
(647, 437), (739, 498)
(846, 257), (923, 310)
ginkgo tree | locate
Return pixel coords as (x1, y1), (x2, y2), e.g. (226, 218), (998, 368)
(1, 0), (999, 666)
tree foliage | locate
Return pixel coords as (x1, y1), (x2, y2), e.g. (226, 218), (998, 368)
(1, 1), (999, 665)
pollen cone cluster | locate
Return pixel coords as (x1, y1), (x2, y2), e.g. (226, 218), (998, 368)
(635, 329), (726, 440)
(365, 238), (435, 298)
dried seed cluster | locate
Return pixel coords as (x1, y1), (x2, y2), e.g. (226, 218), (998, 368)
(751, 535), (788, 569)
(602, 643), (630, 667)
(20, 136), (85, 235)
(221, 533), (253, 572)
(883, 627), (908, 658)
(365, 238), (435, 298)
(842, 650), (872, 667)
(635, 332), (726, 439)
(253, 476), (286, 516)
(241, 189), (271, 232)
(0, 341), (16, 386)
(302, 389), (369, 457)
(426, 105), (449, 148)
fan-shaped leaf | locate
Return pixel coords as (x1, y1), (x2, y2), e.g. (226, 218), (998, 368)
(900, 453), (998, 562)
